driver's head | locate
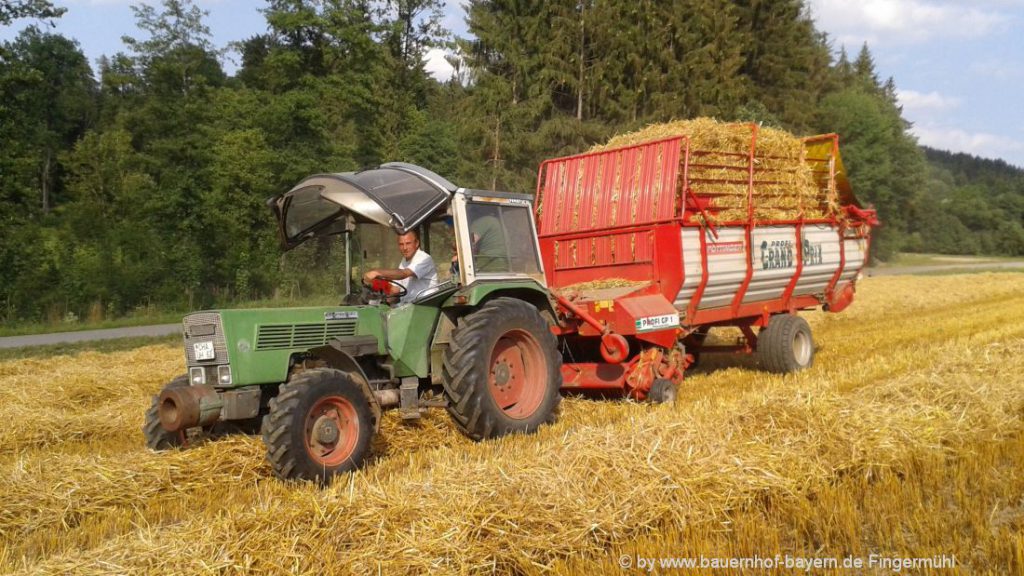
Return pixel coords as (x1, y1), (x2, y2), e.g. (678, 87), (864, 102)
(397, 230), (420, 261)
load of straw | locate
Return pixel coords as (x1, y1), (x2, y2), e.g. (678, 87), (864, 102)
(591, 118), (835, 222)
(2, 274), (1024, 574)
(561, 278), (648, 292)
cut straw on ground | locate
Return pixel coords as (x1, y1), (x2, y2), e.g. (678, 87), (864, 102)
(1, 274), (1022, 574)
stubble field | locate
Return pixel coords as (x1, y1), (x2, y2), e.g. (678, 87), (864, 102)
(1, 274), (1023, 574)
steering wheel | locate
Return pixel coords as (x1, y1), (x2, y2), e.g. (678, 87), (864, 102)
(361, 277), (408, 300)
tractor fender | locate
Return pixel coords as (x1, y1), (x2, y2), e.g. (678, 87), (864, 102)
(308, 343), (382, 432)
(447, 281), (558, 325)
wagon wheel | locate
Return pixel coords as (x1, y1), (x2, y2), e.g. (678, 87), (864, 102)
(757, 314), (815, 374)
(684, 328), (710, 371)
(648, 378), (678, 404)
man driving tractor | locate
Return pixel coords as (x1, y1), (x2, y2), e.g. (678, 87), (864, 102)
(362, 229), (438, 303)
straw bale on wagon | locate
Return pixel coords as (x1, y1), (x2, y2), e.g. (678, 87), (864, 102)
(591, 118), (837, 222)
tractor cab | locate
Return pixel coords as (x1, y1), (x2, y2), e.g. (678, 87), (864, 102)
(268, 163), (547, 301)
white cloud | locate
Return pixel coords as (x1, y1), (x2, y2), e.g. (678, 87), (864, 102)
(440, 1), (469, 37)
(807, 0), (1007, 45)
(424, 47), (455, 82)
(896, 89), (961, 113)
(970, 60), (1024, 81)
(911, 123), (1024, 167)
(421, 3), (466, 82)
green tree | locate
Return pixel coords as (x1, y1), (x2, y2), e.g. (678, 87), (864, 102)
(994, 221), (1024, 255)
(0, 0), (64, 26)
(733, 0), (832, 132)
(121, 0), (224, 96)
(913, 198), (979, 255)
(0, 27), (95, 214)
(200, 129), (280, 299)
(815, 44), (925, 260)
(54, 129), (164, 315)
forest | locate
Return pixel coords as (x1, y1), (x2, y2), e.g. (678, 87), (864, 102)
(2, 0), (1023, 323)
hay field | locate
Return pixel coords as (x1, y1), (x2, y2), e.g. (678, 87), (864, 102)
(2, 274), (1023, 575)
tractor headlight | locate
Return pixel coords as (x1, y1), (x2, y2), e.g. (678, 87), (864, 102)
(217, 365), (232, 385)
(190, 366), (206, 385)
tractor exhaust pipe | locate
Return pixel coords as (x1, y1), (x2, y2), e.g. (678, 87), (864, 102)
(159, 384), (223, 432)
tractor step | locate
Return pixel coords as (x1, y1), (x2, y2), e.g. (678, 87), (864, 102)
(399, 377), (421, 420)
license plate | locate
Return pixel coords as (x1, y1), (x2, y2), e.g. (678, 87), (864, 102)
(193, 341), (215, 361)
(635, 314), (680, 332)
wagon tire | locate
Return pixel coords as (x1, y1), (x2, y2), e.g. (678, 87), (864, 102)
(757, 314), (814, 374)
(261, 369), (375, 483)
(143, 375), (189, 450)
(443, 298), (562, 441)
(648, 378), (677, 404)
(684, 329), (709, 371)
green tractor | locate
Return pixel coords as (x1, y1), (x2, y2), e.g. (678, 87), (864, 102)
(144, 163), (563, 482)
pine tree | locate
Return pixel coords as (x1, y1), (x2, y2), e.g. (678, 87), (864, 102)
(733, 0), (832, 131)
(816, 43), (926, 260)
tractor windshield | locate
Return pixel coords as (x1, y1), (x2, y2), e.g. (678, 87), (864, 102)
(282, 185), (343, 240)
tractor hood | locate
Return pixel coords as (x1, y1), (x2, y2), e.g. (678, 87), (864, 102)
(268, 162), (458, 251)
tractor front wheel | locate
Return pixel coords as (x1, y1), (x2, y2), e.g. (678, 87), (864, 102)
(443, 298), (562, 440)
(143, 375), (189, 450)
(261, 369), (375, 483)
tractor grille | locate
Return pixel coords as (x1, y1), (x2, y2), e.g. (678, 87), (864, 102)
(255, 321), (358, 351)
(183, 312), (228, 364)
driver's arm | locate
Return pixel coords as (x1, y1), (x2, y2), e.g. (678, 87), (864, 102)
(363, 268), (415, 283)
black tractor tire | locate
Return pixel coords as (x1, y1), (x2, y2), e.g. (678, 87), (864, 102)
(442, 297), (562, 441)
(261, 369), (376, 483)
(757, 314), (815, 374)
(648, 378), (678, 404)
(143, 375), (189, 450)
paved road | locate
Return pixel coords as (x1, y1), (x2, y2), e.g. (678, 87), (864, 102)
(866, 260), (1024, 276)
(0, 323), (180, 349)
(1, 261), (1021, 350)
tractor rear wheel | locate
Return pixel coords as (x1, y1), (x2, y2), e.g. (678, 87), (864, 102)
(443, 298), (562, 440)
(757, 314), (815, 374)
(261, 368), (375, 483)
(143, 375), (189, 450)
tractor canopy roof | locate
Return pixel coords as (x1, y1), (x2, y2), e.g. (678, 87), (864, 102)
(269, 163), (459, 250)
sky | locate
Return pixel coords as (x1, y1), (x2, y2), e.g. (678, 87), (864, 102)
(3, 0), (1023, 168)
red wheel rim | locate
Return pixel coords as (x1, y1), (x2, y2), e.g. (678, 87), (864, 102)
(304, 396), (360, 467)
(488, 329), (547, 419)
